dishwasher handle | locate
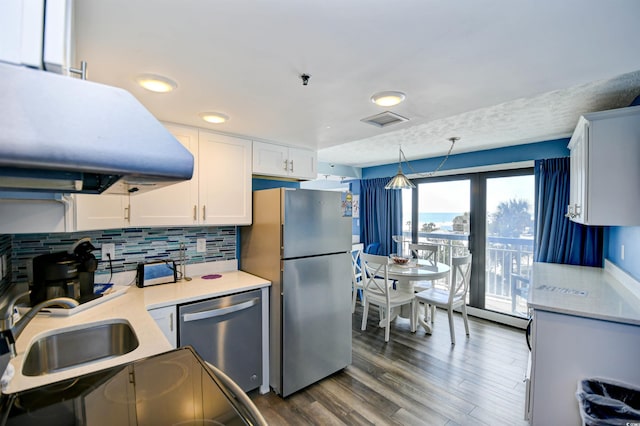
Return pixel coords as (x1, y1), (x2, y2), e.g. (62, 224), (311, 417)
(181, 298), (259, 323)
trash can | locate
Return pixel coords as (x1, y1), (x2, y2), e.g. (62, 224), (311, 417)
(576, 378), (640, 426)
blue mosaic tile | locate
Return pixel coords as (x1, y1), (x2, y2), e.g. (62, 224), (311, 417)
(7, 227), (236, 283)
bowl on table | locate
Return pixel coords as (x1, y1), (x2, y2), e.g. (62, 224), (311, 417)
(389, 254), (410, 265)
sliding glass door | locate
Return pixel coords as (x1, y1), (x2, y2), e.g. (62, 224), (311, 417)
(485, 174), (534, 317)
(413, 179), (470, 264)
(405, 168), (534, 322)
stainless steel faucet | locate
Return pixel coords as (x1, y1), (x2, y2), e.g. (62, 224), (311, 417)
(0, 284), (78, 376)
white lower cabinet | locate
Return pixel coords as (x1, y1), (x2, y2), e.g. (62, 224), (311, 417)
(528, 309), (640, 425)
(147, 305), (177, 348)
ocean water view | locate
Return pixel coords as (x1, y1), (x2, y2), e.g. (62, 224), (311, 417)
(417, 212), (465, 231)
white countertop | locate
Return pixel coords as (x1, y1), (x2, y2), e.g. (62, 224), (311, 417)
(3, 270), (270, 394)
(529, 262), (640, 326)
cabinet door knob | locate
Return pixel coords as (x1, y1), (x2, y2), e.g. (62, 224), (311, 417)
(202, 205), (206, 222)
(124, 206), (131, 221)
(565, 204), (573, 218)
(289, 159), (294, 172)
(193, 205), (197, 221)
(283, 159), (289, 171)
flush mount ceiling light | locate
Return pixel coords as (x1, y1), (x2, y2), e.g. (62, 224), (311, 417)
(135, 74), (178, 93)
(385, 137), (460, 190)
(371, 91), (406, 107)
(199, 112), (229, 124)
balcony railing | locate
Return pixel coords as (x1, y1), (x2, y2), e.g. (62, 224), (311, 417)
(397, 231), (533, 317)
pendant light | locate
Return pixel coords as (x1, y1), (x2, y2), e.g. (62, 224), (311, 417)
(385, 137), (460, 190)
(385, 146), (415, 189)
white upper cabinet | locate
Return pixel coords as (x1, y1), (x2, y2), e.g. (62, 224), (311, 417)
(75, 193), (128, 231)
(129, 124), (200, 227)
(0, 0), (74, 72)
(287, 146), (318, 180)
(199, 130), (252, 225)
(73, 124), (252, 230)
(252, 141), (317, 180)
(567, 105), (640, 225)
(0, 198), (69, 233)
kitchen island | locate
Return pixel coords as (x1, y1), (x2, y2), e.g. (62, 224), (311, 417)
(526, 261), (640, 425)
(3, 268), (270, 395)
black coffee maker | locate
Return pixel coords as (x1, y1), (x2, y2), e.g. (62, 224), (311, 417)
(31, 238), (99, 306)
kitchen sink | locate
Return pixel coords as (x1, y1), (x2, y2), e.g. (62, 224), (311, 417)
(22, 320), (139, 376)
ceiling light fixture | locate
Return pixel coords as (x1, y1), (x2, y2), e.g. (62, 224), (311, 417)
(199, 112), (229, 124)
(385, 137), (460, 190)
(135, 74), (178, 93)
(371, 91), (406, 107)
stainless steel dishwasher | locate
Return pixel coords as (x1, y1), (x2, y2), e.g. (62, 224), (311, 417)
(178, 289), (262, 392)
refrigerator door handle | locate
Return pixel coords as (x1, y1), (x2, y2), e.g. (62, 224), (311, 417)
(182, 298), (259, 322)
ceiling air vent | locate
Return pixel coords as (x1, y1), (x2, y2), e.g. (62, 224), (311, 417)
(361, 111), (409, 128)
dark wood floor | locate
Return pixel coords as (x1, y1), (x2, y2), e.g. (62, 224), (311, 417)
(250, 305), (529, 425)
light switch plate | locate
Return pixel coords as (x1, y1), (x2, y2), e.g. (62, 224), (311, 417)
(196, 238), (206, 253)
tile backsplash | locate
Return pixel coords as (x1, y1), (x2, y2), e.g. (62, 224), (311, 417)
(9, 226), (236, 284)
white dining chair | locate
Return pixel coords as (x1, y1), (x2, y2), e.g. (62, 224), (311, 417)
(408, 243), (440, 292)
(351, 245), (364, 313)
(360, 253), (417, 342)
(414, 254), (472, 345)
(408, 243), (441, 321)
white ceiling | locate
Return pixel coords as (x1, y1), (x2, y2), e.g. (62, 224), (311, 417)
(73, 0), (640, 169)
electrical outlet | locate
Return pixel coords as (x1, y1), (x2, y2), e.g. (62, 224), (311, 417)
(196, 238), (206, 253)
(102, 243), (116, 260)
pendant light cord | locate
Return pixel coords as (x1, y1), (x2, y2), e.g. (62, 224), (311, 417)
(402, 137), (458, 178)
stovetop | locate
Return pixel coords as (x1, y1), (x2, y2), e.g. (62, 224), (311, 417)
(0, 347), (253, 425)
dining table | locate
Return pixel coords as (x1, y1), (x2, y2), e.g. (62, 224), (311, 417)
(387, 258), (451, 333)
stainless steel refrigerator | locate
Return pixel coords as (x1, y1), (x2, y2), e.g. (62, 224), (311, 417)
(240, 188), (352, 397)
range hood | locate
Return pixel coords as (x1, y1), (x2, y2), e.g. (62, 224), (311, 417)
(0, 62), (194, 195)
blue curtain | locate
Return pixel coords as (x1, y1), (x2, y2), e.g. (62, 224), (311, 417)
(534, 157), (603, 266)
(360, 178), (402, 256)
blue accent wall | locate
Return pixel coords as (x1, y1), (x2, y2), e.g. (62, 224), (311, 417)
(252, 178), (300, 190)
(354, 137), (570, 249)
(363, 139), (570, 179)
(606, 227), (640, 279)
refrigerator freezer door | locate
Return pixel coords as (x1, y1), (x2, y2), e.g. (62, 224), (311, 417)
(282, 189), (352, 259)
(281, 252), (352, 396)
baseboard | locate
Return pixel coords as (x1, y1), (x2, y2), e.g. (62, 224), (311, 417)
(464, 306), (529, 329)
